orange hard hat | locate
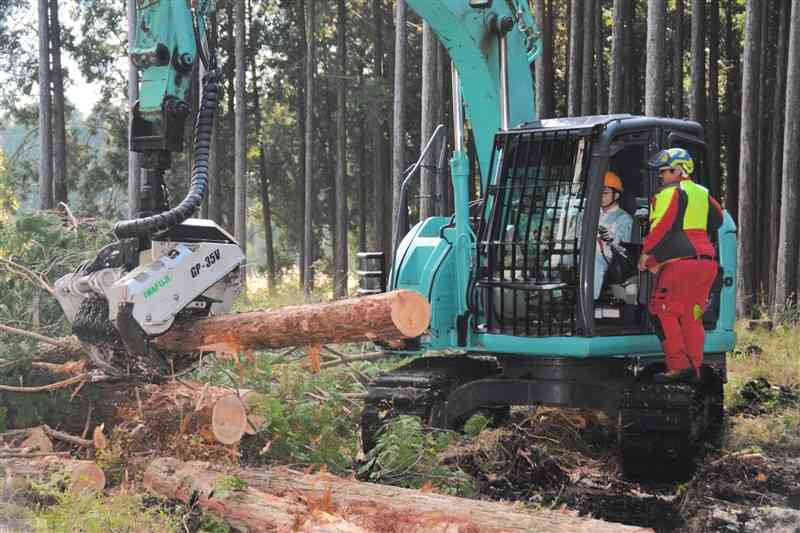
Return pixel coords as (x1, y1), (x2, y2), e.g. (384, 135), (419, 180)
(604, 171), (623, 192)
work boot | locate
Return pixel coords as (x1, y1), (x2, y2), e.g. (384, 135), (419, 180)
(652, 367), (698, 383)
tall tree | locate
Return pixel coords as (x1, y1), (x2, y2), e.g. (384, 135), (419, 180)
(534, 0), (554, 118)
(334, 0), (348, 298)
(723, 0), (740, 218)
(672, 0), (684, 117)
(774, 0), (800, 311)
(568, 0), (583, 116)
(419, 22), (436, 220)
(391, 0), (407, 261)
(609, 0), (626, 113)
(372, 0), (387, 257)
(645, 0), (667, 116)
(303, 0), (316, 296)
(769, 0), (791, 300)
(706, 0), (721, 199)
(580, 0), (594, 115)
(49, 0), (66, 207)
(689, 0), (705, 124)
(127, 0), (140, 218)
(38, 0), (52, 210)
(736, 0), (763, 316)
(234, 0), (247, 283)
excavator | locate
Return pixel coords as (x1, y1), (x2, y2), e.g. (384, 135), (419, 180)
(52, 0), (737, 476)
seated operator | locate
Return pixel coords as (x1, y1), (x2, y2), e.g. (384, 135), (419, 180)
(595, 171), (633, 300)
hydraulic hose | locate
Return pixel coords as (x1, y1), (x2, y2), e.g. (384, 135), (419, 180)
(113, 68), (221, 239)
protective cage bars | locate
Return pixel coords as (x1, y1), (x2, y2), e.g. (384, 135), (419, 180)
(474, 129), (591, 337)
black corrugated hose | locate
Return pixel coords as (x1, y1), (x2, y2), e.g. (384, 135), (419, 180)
(113, 66), (220, 239)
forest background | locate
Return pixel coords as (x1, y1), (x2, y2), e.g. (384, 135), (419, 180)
(0, 0), (798, 321)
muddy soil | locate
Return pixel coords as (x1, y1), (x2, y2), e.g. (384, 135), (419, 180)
(446, 405), (800, 533)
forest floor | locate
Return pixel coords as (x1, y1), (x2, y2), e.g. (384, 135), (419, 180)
(438, 321), (800, 533)
(1, 281), (799, 533)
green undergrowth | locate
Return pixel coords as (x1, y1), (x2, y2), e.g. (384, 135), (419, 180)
(359, 415), (474, 496)
(31, 492), (178, 533)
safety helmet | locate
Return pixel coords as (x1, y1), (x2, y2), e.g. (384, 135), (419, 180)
(604, 171), (623, 192)
(649, 148), (694, 176)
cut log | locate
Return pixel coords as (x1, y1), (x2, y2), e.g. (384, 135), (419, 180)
(144, 457), (653, 533)
(212, 390), (266, 444)
(19, 426), (53, 453)
(154, 290), (431, 354)
(0, 457), (105, 494)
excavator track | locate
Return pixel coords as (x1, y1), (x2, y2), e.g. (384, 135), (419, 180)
(361, 356), (502, 453)
(617, 370), (724, 478)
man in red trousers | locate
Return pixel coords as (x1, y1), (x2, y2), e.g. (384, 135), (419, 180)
(638, 148), (724, 382)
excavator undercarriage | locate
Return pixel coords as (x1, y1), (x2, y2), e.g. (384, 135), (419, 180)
(362, 355), (725, 478)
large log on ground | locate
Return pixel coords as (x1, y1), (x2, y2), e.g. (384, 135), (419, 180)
(153, 290), (431, 353)
(0, 457), (105, 494)
(144, 457), (652, 533)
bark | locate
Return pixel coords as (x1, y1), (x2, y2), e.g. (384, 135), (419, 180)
(420, 22), (437, 220)
(38, 0), (52, 210)
(534, 0), (554, 118)
(568, 0), (584, 116)
(672, 0), (684, 117)
(769, 0), (791, 303)
(304, 0), (316, 296)
(334, 0), (349, 298)
(222, 4), (236, 233)
(623, 0), (636, 112)
(645, 0), (667, 116)
(144, 457), (651, 533)
(234, 0), (247, 272)
(723, 0), (740, 218)
(706, 0), (722, 200)
(581, 0), (594, 115)
(736, 0), (763, 317)
(689, 0), (705, 124)
(358, 81), (368, 253)
(594, 0), (606, 115)
(609, 0), (626, 113)
(372, 0), (387, 257)
(436, 43), (451, 215)
(48, 0), (67, 207)
(153, 290), (431, 354)
(126, 0), (141, 218)
(774, 0), (800, 311)
(391, 0), (408, 261)
(755, 0), (771, 298)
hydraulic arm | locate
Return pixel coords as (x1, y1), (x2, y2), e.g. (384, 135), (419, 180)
(55, 0), (244, 363)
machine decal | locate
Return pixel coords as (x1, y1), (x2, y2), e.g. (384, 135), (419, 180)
(191, 248), (222, 278)
(143, 275), (172, 300)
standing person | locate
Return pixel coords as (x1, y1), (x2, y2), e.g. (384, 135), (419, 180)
(595, 171), (633, 299)
(638, 148), (723, 382)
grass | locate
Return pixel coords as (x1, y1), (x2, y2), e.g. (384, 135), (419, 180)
(722, 321), (800, 454)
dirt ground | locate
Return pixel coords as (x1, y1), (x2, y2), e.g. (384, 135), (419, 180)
(445, 397), (800, 533)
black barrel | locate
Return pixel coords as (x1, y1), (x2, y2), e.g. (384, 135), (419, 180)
(357, 252), (385, 295)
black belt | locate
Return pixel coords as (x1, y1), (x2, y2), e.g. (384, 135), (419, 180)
(696, 255), (715, 261)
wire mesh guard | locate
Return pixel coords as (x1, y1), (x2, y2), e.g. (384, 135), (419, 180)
(474, 130), (591, 337)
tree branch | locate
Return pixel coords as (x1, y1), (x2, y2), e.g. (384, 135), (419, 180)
(0, 373), (87, 393)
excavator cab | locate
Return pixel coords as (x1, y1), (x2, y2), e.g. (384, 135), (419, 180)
(472, 115), (732, 341)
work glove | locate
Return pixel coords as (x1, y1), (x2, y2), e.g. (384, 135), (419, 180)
(598, 225), (614, 244)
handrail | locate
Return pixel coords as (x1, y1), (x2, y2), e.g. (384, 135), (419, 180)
(391, 124), (450, 271)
